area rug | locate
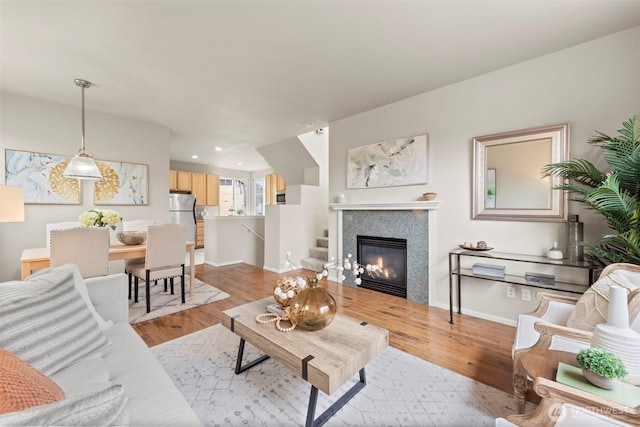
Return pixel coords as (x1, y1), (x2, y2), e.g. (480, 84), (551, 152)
(129, 277), (230, 324)
(151, 324), (515, 426)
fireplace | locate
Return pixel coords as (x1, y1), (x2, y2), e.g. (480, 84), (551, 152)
(357, 235), (407, 298)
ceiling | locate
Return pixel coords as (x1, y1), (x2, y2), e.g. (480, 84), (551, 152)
(2, 1), (639, 172)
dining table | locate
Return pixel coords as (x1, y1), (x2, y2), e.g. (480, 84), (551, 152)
(20, 241), (197, 297)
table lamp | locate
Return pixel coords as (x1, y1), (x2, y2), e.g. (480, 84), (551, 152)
(0, 185), (25, 222)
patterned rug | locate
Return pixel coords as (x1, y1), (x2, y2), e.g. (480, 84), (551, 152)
(151, 324), (515, 426)
(129, 277), (230, 324)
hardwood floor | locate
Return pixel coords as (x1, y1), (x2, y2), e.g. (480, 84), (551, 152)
(133, 263), (516, 396)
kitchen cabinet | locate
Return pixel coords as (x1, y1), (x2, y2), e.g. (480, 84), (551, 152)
(169, 170), (178, 191)
(265, 173), (286, 205)
(196, 220), (205, 248)
(206, 174), (219, 206)
(192, 172), (206, 205)
(176, 170), (192, 192)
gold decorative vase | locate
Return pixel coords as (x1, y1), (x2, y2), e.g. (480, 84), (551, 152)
(287, 277), (337, 331)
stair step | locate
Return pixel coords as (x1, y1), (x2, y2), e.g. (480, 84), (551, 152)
(300, 257), (326, 272)
(316, 237), (329, 248)
(308, 246), (328, 260)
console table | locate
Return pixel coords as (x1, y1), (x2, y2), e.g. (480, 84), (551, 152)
(448, 248), (597, 324)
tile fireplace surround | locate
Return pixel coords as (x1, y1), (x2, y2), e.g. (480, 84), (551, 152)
(330, 201), (442, 305)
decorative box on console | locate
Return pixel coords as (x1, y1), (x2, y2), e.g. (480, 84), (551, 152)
(525, 272), (556, 286)
(472, 263), (506, 279)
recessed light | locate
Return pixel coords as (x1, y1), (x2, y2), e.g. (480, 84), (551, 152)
(304, 122), (314, 128)
(237, 162), (243, 166)
(214, 147), (222, 151)
(191, 155), (199, 159)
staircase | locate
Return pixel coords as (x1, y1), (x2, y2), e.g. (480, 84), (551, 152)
(300, 230), (329, 272)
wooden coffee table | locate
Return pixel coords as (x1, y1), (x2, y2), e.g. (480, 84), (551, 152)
(221, 297), (389, 427)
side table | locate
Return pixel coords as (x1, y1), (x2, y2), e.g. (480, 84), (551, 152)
(513, 350), (577, 414)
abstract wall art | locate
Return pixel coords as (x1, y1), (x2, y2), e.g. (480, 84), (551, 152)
(94, 160), (148, 205)
(347, 134), (428, 189)
(5, 149), (81, 204)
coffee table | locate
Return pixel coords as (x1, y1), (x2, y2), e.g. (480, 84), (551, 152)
(221, 297), (389, 427)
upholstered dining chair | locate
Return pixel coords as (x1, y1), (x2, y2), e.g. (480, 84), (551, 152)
(46, 221), (81, 248)
(511, 263), (640, 414)
(127, 223), (187, 313)
(49, 227), (110, 278)
(122, 219), (157, 282)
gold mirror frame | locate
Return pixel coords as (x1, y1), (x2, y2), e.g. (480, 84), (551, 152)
(472, 123), (569, 222)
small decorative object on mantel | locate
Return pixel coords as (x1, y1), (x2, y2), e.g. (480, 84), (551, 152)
(576, 347), (627, 390)
(422, 192), (437, 201)
(78, 208), (122, 230)
(546, 242), (564, 260)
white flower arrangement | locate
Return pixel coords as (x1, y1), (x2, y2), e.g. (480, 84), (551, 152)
(79, 209), (122, 230)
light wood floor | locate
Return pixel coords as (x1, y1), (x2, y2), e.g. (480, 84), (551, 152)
(133, 263), (517, 396)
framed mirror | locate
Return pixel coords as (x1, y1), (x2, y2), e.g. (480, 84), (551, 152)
(472, 123), (569, 222)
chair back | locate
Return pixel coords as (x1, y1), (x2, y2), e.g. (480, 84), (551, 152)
(145, 224), (187, 270)
(46, 221), (81, 248)
(50, 227), (110, 278)
(123, 219), (156, 232)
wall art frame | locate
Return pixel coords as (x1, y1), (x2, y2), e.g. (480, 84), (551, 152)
(94, 159), (148, 205)
(5, 149), (81, 204)
(346, 134), (428, 189)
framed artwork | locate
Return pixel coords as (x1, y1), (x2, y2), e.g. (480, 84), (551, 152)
(94, 160), (148, 205)
(347, 134), (428, 189)
(486, 169), (496, 208)
(5, 149), (81, 204)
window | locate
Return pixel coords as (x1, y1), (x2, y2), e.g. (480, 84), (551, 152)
(254, 178), (265, 216)
(219, 178), (248, 216)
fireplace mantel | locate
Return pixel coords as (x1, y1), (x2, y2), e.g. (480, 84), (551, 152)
(330, 200), (442, 306)
(330, 201), (442, 211)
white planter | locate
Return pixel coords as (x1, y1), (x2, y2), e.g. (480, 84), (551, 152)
(582, 368), (620, 390)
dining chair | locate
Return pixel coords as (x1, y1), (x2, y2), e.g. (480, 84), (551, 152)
(128, 223), (187, 313)
(49, 227), (110, 278)
(46, 221), (82, 248)
(122, 219), (157, 282)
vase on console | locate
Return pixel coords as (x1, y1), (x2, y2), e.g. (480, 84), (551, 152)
(591, 285), (640, 385)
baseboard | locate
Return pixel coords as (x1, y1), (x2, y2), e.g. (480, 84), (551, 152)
(430, 302), (517, 327)
(204, 260), (243, 268)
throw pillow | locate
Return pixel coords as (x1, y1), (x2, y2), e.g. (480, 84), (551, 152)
(0, 349), (65, 414)
(566, 272), (638, 331)
(27, 263), (113, 331)
(0, 268), (111, 376)
(0, 384), (128, 426)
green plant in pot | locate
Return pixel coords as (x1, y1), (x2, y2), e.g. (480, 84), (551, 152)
(542, 114), (640, 267)
(576, 347), (627, 389)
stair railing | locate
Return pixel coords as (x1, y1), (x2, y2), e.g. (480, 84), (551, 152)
(240, 223), (264, 241)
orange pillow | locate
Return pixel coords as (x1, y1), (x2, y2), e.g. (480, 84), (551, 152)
(0, 348), (65, 414)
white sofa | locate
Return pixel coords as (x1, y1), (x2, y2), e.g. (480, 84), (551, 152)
(0, 264), (202, 426)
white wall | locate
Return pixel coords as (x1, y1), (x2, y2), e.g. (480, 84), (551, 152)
(0, 93), (171, 280)
(203, 216), (265, 267)
(328, 27), (640, 325)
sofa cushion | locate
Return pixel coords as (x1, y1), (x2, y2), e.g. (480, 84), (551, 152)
(0, 268), (110, 376)
(0, 384), (128, 426)
(0, 349), (65, 414)
(566, 272), (637, 331)
(49, 357), (111, 399)
(26, 263), (113, 331)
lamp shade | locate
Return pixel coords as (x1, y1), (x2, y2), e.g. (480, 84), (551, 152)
(0, 185), (25, 222)
(63, 150), (102, 180)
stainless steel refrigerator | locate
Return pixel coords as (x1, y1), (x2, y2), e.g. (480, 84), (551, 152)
(169, 193), (196, 243)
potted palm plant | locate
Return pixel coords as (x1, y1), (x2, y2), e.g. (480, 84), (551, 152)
(542, 115), (640, 267)
(576, 347), (627, 389)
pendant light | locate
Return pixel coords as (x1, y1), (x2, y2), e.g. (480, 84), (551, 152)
(63, 79), (102, 180)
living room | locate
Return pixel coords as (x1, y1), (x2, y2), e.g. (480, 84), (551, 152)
(1, 1), (640, 426)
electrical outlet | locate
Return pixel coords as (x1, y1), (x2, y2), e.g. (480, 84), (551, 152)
(522, 288), (532, 301)
(506, 286), (516, 299)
